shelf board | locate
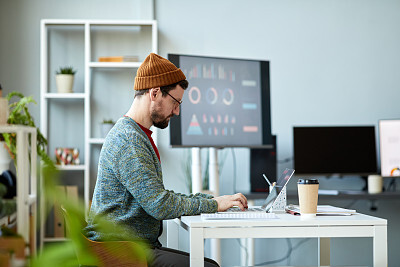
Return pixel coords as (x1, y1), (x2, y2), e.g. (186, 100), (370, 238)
(55, 165), (86, 171)
(0, 125), (36, 133)
(89, 62), (141, 68)
(42, 19), (156, 26)
(89, 138), (105, 145)
(87, 19), (156, 26)
(44, 93), (86, 99)
(43, 237), (68, 242)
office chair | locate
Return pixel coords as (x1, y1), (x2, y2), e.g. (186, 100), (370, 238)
(61, 206), (148, 267)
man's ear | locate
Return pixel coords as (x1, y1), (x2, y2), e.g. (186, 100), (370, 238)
(149, 87), (160, 101)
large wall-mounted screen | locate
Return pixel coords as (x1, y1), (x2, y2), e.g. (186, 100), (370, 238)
(168, 54), (273, 148)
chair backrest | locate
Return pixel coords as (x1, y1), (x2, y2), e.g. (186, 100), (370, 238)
(61, 205), (148, 267)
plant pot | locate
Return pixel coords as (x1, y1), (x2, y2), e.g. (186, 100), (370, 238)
(55, 74), (74, 93)
(101, 123), (114, 138)
(0, 98), (9, 124)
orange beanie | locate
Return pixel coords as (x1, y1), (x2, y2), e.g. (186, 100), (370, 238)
(134, 53), (186, 90)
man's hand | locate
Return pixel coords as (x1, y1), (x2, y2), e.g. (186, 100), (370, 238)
(212, 193), (248, 212)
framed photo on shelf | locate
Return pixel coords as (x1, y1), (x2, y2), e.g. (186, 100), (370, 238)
(55, 147), (80, 166)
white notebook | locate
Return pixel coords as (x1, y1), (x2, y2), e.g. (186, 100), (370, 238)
(286, 205), (356, 216)
(201, 212), (278, 220)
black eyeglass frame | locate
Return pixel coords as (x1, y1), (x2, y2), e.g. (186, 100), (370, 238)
(163, 90), (183, 106)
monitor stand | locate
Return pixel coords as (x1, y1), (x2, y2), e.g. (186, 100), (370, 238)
(191, 147), (220, 264)
(361, 176), (368, 191)
(191, 147), (219, 196)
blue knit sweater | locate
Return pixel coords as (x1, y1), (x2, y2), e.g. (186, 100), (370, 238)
(85, 116), (218, 247)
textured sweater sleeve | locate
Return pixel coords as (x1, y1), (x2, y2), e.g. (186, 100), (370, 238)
(115, 134), (218, 220)
(174, 192), (215, 199)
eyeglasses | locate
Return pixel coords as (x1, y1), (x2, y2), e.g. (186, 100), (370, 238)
(163, 90), (182, 107)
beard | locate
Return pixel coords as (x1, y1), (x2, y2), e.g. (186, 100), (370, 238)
(151, 110), (173, 129)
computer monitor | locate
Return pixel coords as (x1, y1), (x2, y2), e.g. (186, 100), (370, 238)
(168, 54), (273, 148)
(250, 136), (277, 192)
(293, 126), (378, 176)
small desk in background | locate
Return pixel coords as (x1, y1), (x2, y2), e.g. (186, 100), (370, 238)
(245, 189), (400, 201)
(167, 212), (387, 267)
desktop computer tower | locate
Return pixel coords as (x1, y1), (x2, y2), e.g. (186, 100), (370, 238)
(250, 136), (277, 192)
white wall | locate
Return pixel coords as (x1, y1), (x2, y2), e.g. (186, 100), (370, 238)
(155, 2), (400, 266)
(1, 0), (400, 266)
(156, 0), (400, 191)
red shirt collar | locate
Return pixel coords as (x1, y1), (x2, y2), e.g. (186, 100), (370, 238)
(136, 122), (153, 136)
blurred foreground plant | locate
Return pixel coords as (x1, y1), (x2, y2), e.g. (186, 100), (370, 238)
(32, 158), (149, 266)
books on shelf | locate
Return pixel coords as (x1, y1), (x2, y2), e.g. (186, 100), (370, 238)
(201, 212), (278, 220)
(98, 56), (139, 62)
(286, 205), (357, 216)
(53, 186), (65, 237)
(53, 185), (79, 238)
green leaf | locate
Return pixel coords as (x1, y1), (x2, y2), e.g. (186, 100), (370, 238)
(55, 66), (77, 75)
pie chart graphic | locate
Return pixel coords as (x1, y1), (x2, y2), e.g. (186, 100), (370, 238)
(206, 87), (218, 105)
(222, 88), (234, 105)
(188, 86), (201, 104)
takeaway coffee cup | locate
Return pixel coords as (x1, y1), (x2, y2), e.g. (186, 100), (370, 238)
(297, 179), (319, 218)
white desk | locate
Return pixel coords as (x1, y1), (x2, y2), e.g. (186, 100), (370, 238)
(167, 212), (387, 267)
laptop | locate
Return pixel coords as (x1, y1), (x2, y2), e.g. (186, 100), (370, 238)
(219, 168), (295, 214)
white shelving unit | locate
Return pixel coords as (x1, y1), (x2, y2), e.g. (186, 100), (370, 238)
(0, 125), (37, 254)
(39, 19), (157, 245)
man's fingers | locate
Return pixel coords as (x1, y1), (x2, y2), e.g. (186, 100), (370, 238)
(213, 193), (249, 211)
(230, 200), (244, 210)
(233, 193), (248, 208)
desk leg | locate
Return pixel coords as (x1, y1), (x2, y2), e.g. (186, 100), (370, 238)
(190, 227), (204, 267)
(240, 200), (255, 266)
(210, 239), (221, 265)
(248, 238), (254, 266)
(373, 225), (387, 267)
(318, 237), (330, 266)
(166, 220), (179, 250)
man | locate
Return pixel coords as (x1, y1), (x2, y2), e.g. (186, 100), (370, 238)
(85, 53), (248, 266)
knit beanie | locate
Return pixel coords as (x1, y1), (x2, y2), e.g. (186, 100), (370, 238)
(134, 53), (186, 90)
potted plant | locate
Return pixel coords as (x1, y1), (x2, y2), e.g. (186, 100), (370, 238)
(100, 119), (115, 138)
(55, 66), (77, 93)
(1, 92), (50, 166)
